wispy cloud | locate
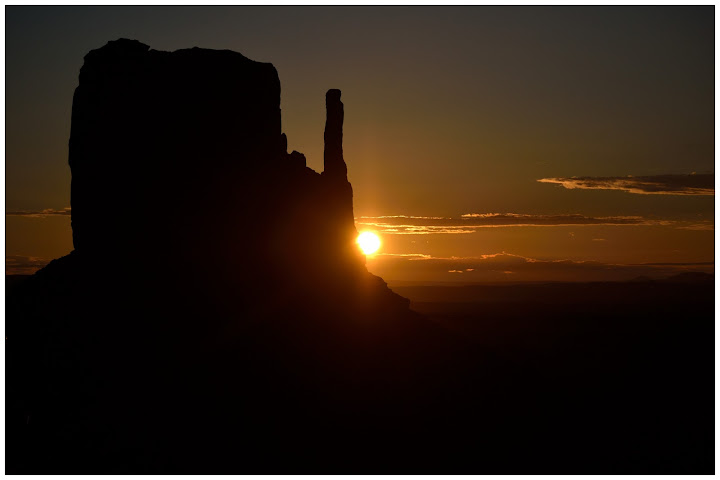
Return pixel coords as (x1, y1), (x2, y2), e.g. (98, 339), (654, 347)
(6, 207), (71, 217)
(356, 213), (672, 235)
(457, 213), (666, 226)
(675, 222), (714, 231)
(374, 253), (433, 259)
(537, 174), (714, 196)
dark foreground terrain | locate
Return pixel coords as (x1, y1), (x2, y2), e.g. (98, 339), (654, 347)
(7, 272), (714, 474)
(393, 273), (715, 474)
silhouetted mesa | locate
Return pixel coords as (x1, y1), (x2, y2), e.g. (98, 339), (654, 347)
(66, 38), (389, 299)
(10, 39), (434, 473)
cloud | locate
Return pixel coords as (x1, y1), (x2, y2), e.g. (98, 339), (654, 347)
(6, 207), (71, 217)
(675, 222), (714, 231)
(374, 253), (433, 259)
(457, 213), (661, 225)
(356, 213), (672, 235)
(537, 174), (714, 196)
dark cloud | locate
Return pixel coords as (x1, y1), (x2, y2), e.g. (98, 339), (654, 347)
(537, 174), (714, 196)
(6, 207), (71, 217)
(356, 213), (671, 235)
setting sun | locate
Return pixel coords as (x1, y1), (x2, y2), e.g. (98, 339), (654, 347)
(357, 231), (381, 255)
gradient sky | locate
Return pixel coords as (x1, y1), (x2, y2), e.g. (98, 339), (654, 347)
(6, 6), (715, 282)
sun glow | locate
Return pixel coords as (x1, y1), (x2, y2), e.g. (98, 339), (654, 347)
(357, 231), (381, 255)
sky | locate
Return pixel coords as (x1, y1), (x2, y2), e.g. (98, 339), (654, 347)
(5, 6), (715, 283)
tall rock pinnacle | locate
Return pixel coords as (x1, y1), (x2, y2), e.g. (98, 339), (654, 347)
(323, 89), (348, 180)
(320, 88), (359, 267)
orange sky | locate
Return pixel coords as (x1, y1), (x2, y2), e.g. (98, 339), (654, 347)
(5, 7), (715, 283)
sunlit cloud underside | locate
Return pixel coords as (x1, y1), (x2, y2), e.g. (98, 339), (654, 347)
(356, 213), (713, 235)
(537, 174), (714, 196)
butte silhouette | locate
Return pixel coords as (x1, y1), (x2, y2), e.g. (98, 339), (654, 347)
(7, 39), (467, 473)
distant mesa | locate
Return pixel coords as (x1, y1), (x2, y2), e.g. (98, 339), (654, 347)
(628, 271), (714, 284)
(660, 271), (714, 284)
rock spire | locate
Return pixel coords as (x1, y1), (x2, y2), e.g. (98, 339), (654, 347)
(323, 88), (348, 180)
